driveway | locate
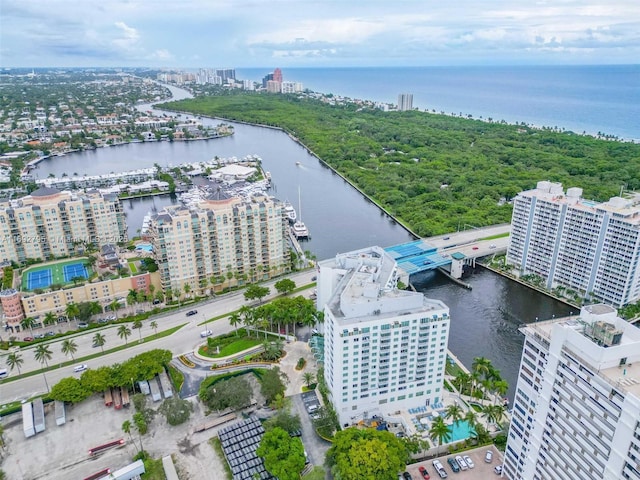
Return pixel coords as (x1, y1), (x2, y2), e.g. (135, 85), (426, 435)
(291, 392), (331, 469)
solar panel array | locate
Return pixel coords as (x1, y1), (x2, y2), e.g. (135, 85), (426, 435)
(219, 417), (275, 480)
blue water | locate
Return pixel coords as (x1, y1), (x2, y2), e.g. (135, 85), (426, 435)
(238, 65), (640, 141)
(449, 420), (475, 442)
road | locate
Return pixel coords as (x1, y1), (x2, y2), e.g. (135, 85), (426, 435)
(0, 269), (317, 405)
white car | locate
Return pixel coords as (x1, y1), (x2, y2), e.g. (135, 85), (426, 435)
(455, 455), (468, 471)
(485, 450), (494, 463)
(463, 455), (474, 468)
(200, 330), (213, 338)
(73, 364), (88, 373)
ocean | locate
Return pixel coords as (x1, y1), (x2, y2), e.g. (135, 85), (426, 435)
(237, 65), (640, 141)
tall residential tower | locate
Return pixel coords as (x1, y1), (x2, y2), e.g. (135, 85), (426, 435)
(507, 181), (640, 307)
(318, 246), (450, 427)
(504, 305), (640, 480)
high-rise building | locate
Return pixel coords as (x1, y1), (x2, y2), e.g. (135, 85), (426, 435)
(148, 192), (289, 295)
(504, 304), (640, 480)
(319, 246), (450, 427)
(273, 68), (283, 83)
(0, 187), (127, 263)
(266, 80), (281, 93)
(398, 93), (413, 111)
(281, 81), (303, 93)
(215, 69), (236, 82)
(507, 181), (640, 307)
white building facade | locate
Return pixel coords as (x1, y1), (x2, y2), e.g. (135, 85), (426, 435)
(319, 246), (450, 427)
(504, 304), (640, 480)
(507, 181), (640, 307)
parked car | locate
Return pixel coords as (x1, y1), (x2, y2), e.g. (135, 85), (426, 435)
(44, 331), (55, 337)
(98, 318), (108, 324)
(485, 450), (494, 463)
(78, 322), (89, 328)
(23, 336), (34, 342)
(432, 460), (448, 479)
(0, 368), (8, 379)
(34, 333), (45, 339)
(186, 310), (198, 317)
(289, 429), (302, 437)
(402, 472), (413, 480)
(418, 466), (431, 479)
(494, 465), (503, 475)
(200, 330), (213, 338)
(455, 456), (468, 471)
(462, 455), (474, 469)
(447, 457), (460, 473)
(73, 364), (88, 373)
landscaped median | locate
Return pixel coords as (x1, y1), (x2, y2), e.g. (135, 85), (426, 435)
(178, 355), (195, 368)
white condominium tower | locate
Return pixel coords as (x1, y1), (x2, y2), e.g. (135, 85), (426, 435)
(507, 181), (640, 307)
(318, 246), (450, 427)
(149, 191), (289, 295)
(504, 304), (640, 480)
(398, 93), (413, 111)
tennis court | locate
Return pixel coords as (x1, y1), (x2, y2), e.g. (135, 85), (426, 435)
(63, 263), (89, 283)
(26, 269), (53, 290)
(22, 258), (93, 291)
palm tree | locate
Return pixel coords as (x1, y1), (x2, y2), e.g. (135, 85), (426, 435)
(61, 339), (78, 360)
(43, 311), (57, 327)
(429, 416), (451, 447)
(150, 321), (158, 338)
(303, 372), (315, 388)
(20, 317), (36, 336)
(133, 319), (143, 342)
(34, 344), (53, 392)
(92, 332), (106, 352)
(239, 305), (255, 337)
(445, 404), (464, 425)
(453, 371), (472, 396)
(65, 303), (80, 323)
(122, 420), (139, 454)
(127, 289), (138, 306)
(229, 312), (241, 336)
(472, 357), (493, 381)
(88, 301), (102, 317)
(118, 325), (132, 344)
(464, 410), (478, 430)
(6, 352), (23, 375)
(183, 283), (191, 300)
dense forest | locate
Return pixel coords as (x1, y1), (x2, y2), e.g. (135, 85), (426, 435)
(163, 92), (640, 236)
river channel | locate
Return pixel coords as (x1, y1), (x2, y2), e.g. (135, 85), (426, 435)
(33, 85), (573, 400)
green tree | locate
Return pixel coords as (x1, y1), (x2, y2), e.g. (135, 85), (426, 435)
(50, 377), (90, 403)
(92, 332), (106, 352)
(260, 367), (288, 406)
(61, 339), (78, 360)
(6, 352), (23, 375)
(20, 317), (36, 335)
(122, 420), (139, 453)
(108, 299), (121, 317)
(327, 428), (409, 480)
(127, 289), (138, 306)
(256, 427), (306, 480)
(133, 319), (143, 342)
(303, 372), (315, 388)
(150, 320), (158, 337)
(200, 375), (253, 411)
(43, 311), (57, 327)
(429, 416), (451, 447)
(158, 397), (193, 426)
(65, 302), (80, 322)
(444, 403), (464, 425)
(80, 366), (113, 393)
(228, 312), (241, 336)
(118, 325), (132, 344)
(274, 279), (296, 296)
(34, 344), (53, 392)
(244, 284), (270, 304)
(264, 410), (302, 435)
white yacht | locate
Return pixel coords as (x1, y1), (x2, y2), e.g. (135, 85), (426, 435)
(284, 202), (297, 223)
(291, 187), (309, 239)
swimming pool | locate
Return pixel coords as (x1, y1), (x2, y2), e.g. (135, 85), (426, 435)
(135, 243), (153, 252)
(449, 420), (476, 442)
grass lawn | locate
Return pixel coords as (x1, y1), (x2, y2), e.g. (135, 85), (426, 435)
(199, 336), (262, 358)
(480, 232), (510, 241)
(128, 260), (139, 274)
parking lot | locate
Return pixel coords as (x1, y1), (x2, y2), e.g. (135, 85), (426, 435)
(406, 446), (504, 480)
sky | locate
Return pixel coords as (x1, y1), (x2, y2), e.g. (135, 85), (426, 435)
(1, 0), (639, 68)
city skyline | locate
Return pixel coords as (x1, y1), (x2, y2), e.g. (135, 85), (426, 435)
(2, 0), (639, 68)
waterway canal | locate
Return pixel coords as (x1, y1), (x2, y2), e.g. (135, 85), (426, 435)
(33, 85), (574, 400)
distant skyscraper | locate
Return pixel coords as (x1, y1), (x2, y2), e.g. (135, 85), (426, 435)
(273, 68), (283, 83)
(504, 304), (640, 480)
(262, 72), (274, 88)
(398, 93), (413, 111)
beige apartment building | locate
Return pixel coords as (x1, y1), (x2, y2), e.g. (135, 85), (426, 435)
(148, 192), (289, 296)
(0, 187), (127, 264)
(1, 272), (160, 329)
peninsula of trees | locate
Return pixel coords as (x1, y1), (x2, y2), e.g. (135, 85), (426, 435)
(163, 92), (640, 236)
